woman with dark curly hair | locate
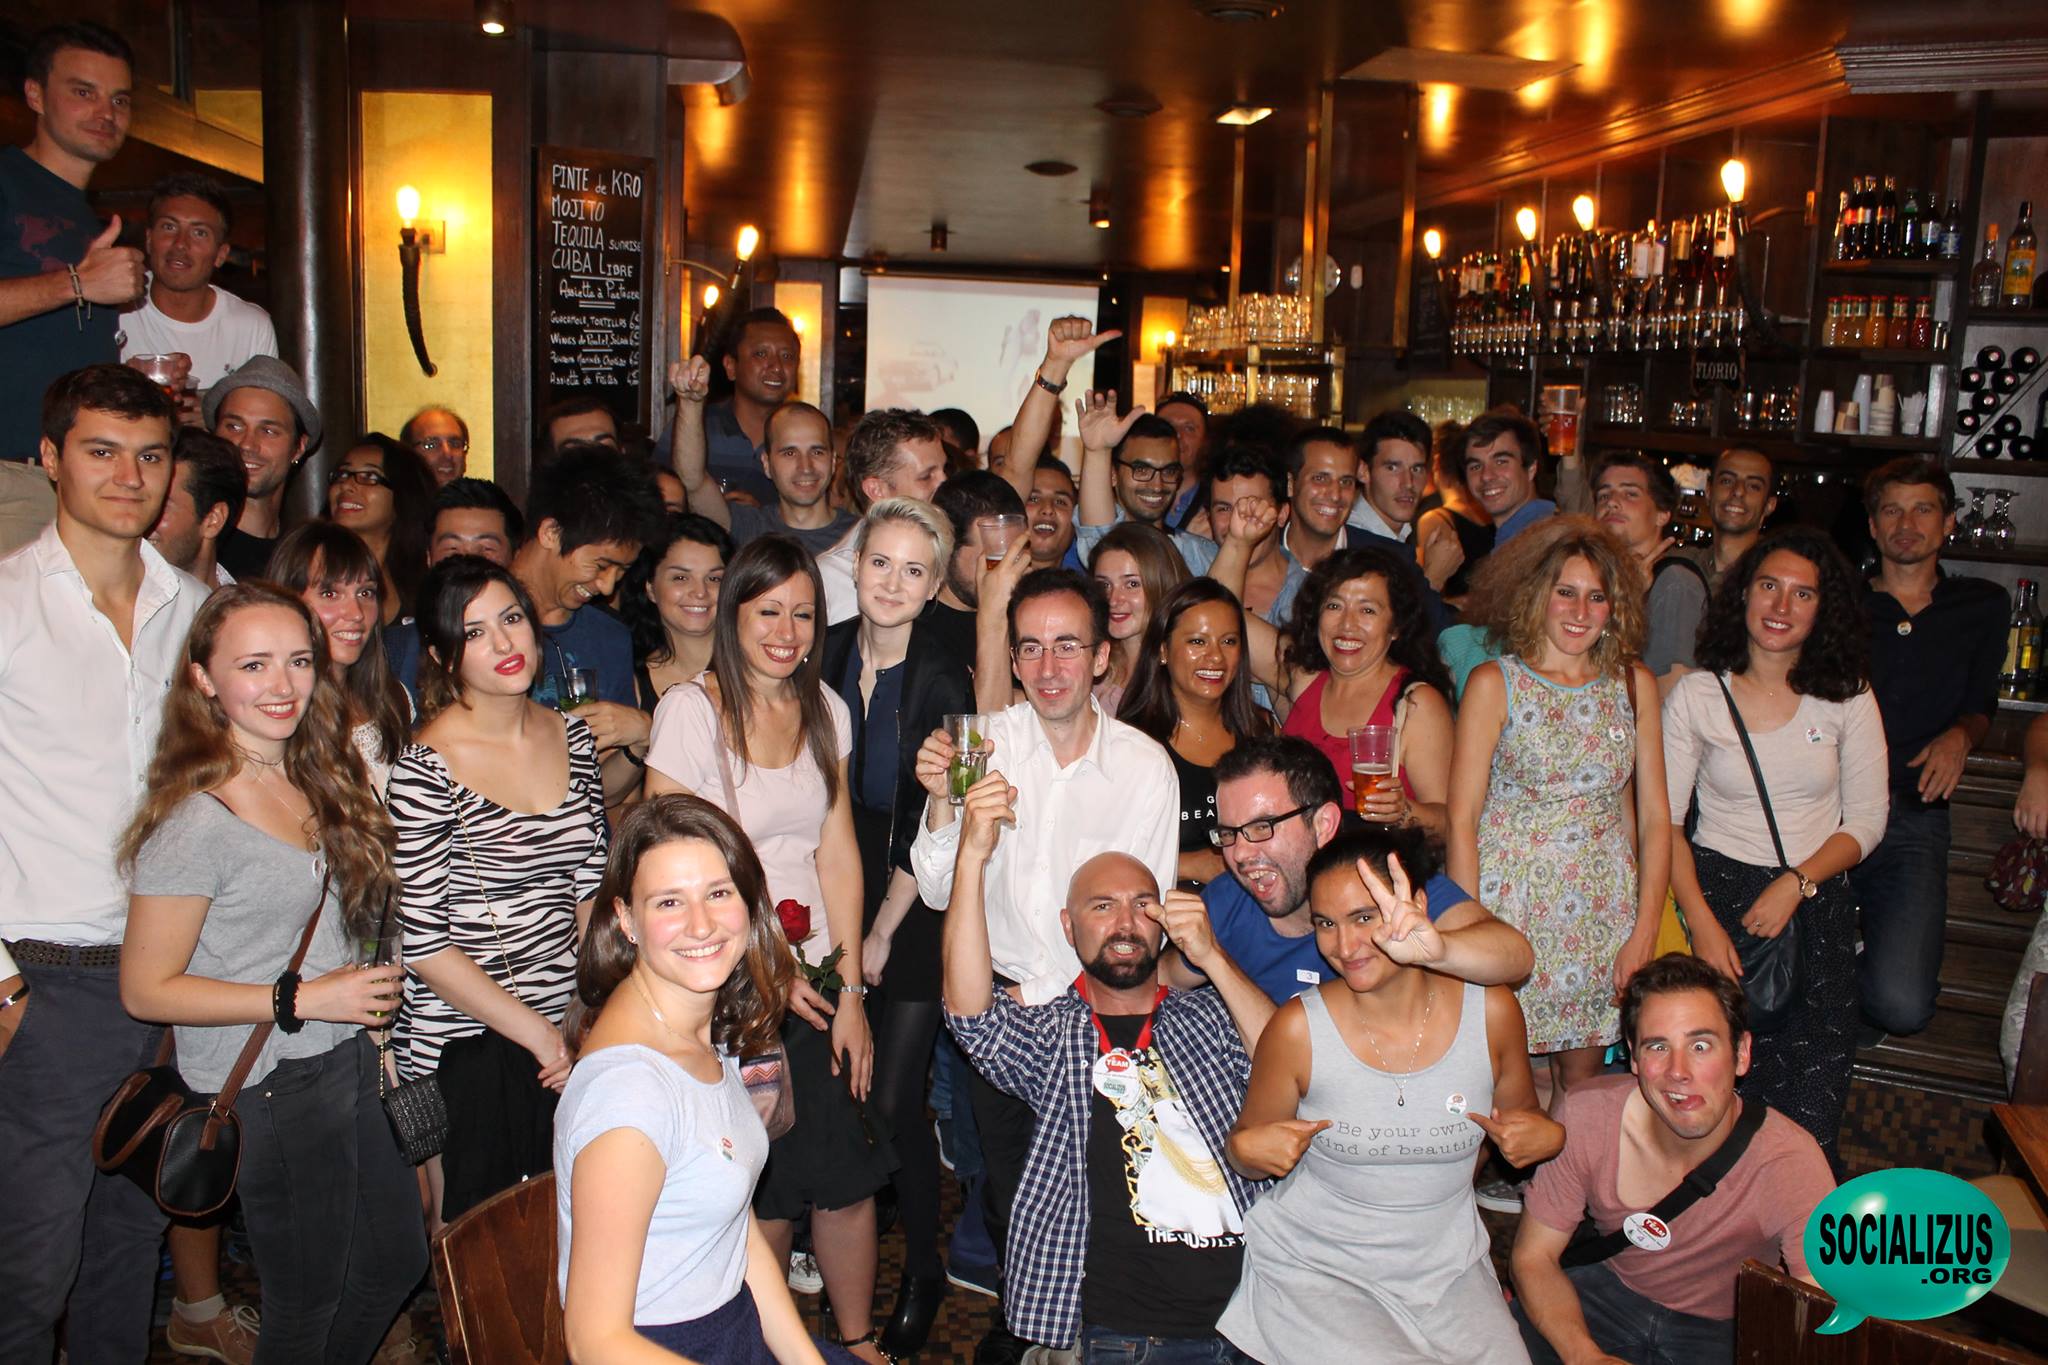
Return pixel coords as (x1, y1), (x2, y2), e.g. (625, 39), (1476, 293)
(325, 432), (436, 624)
(1120, 577), (1274, 886)
(619, 512), (734, 710)
(1447, 517), (1669, 1114)
(1087, 521), (1191, 714)
(1228, 536), (1454, 837)
(1664, 527), (1886, 1163)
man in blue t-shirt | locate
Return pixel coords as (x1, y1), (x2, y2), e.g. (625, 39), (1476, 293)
(388, 446), (665, 801)
(1161, 735), (1533, 1002)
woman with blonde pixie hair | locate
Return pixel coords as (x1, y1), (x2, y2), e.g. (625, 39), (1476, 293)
(1448, 517), (1670, 1111)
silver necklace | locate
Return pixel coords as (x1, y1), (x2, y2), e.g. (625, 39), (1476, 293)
(1356, 978), (1435, 1107)
(235, 748), (319, 856)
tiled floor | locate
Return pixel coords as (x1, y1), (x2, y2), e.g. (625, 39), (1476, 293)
(137, 1073), (2025, 1364)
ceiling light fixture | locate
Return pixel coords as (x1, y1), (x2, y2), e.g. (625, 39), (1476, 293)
(1515, 206), (1539, 242)
(930, 222), (949, 252)
(1089, 189), (1111, 230)
(1571, 194), (1596, 232)
(1215, 105), (1274, 127)
(1097, 93), (1162, 119)
(1193, 0), (1284, 21)
(475, 0), (512, 36)
(1026, 160), (1079, 178)
(1422, 228), (1443, 260)
(1720, 158), (1748, 205)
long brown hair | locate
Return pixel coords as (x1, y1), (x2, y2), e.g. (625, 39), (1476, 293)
(263, 521), (410, 764)
(118, 583), (399, 935)
(578, 794), (792, 1057)
(707, 536), (840, 805)
(1463, 515), (1647, 679)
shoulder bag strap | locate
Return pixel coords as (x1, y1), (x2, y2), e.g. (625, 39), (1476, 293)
(440, 762), (526, 1004)
(1562, 1098), (1769, 1266)
(208, 861), (331, 1118)
(1713, 673), (1791, 873)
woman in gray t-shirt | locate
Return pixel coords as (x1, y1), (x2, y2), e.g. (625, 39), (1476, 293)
(119, 585), (424, 1361)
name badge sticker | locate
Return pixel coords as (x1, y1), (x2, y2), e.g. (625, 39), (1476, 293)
(1624, 1212), (1672, 1252)
(1445, 1092), (1468, 1116)
(1295, 968), (1321, 985)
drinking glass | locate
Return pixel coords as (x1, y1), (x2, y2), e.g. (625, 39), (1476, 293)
(976, 515), (1027, 568)
(131, 353), (182, 400)
(559, 666), (598, 711)
(945, 713), (992, 805)
(1990, 490), (2017, 551)
(1348, 725), (1395, 818)
(1962, 488), (1992, 548)
(353, 931), (400, 1032)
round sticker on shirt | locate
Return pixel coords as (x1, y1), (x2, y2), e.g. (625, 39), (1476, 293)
(1092, 1050), (1136, 1103)
(1623, 1212), (1673, 1252)
(1444, 1092), (1468, 1116)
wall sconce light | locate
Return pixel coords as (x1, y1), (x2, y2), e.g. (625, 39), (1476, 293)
(396, 184), (439, 377)
(702, 283), (721, 310)
(1720, 158), (1748, 205)
(1515, 206), (1539, 242)
(1422, 227), (1443, 261)
(1572, 194), (1597, 232)
(476, 0), (512, 36)
(735, 225), (761, 262)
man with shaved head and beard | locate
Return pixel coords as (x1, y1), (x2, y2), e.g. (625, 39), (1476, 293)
(943, 772), (1274, 1362)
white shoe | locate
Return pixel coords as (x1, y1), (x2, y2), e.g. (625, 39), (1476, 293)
(788, 1250), (824, 1294)
(1476, 1177), (1524, 1214)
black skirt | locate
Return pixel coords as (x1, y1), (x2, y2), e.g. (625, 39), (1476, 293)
(751, 996), (898, 1220)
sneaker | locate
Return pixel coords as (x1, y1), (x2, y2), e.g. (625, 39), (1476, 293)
(945, 1255), (1001, 1299)
(1475, 1177), (1524, 1214)
(166, 1304), (260, 1364)
(787, 1250), (823, 1295)
(369, 1311), (425, 1365)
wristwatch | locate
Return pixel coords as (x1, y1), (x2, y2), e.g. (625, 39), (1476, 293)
(1032, 371), (1067, 397)
(1792, 870), (1818, 900)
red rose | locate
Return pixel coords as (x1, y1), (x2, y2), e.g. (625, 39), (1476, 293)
(775, 898), (812, 944)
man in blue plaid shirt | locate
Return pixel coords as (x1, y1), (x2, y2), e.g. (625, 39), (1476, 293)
(943, 769), (1277, 1362)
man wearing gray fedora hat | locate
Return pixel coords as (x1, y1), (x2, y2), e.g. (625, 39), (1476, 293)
(204, 353), (321, 580)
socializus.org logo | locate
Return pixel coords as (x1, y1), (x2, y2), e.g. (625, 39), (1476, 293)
(1804, 1168), (2011, 1333)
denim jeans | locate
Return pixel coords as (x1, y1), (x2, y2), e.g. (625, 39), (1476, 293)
(234, 1032), (428, 1364)
(1850, 803), (1951, 1036)
(1079, 1325), (1253, 1364)
(1514, 1262), (1733, 1365)
(0, 956), (167, 1365)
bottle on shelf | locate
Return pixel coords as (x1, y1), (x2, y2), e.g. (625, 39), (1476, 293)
(1899, 184), (1922, 260)
(1876, 177), (1899, 258)
(2004, 201), (2038, 308)
(1939, 200), (1964, 260)
(1831, 191), (1851, 262)
(2003, 580), (2042, 702)
(1975, 225), (2005, 309)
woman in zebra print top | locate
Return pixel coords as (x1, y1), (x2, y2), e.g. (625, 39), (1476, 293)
(388, 556), (609, 1224)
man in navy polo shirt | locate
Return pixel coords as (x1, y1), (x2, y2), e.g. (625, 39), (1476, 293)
(1162, 735), (1531, 1001)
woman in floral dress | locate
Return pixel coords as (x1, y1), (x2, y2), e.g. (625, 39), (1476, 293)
(1448, 518), (1670, 1103)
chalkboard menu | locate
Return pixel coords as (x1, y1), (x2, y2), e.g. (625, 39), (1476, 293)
(535, 145), (655, 429)
(1410, 274), (1450, 371)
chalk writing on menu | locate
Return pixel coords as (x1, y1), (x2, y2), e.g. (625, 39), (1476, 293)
(537, 145), (654, 427)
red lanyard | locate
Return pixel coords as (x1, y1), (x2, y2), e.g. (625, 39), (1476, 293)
(1073, 975), (1168, 1055)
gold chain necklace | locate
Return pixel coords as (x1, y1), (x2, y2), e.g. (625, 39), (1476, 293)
(235, 747), (319, 852)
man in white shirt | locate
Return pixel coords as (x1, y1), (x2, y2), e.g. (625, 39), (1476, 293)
(0, 362), (208, 1363)
(820, 407), (948, 623)
(910, 566), (1178, 1362)
(118, 173), (277, 400)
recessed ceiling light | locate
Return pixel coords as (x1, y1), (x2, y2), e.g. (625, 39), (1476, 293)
(1026, 160), (1079, 177)
(476, 0), (512, 36)
(1096, 93), (1162, 119)
(1193, 0), (1284, 20)
(1215, 105), (1273, 126)
(1088, 188), (1112, 230)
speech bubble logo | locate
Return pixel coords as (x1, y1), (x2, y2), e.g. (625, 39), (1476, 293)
(1804, 1169), (2011, 1333)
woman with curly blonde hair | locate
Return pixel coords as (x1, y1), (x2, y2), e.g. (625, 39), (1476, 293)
(1447, 517), (1670, 1112)
(118, 583), (423, 1359)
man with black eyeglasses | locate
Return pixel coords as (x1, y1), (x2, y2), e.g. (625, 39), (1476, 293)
(1167, 735), (1531, 1004)
(1075, 406), (1185, 545)
(910, 566), (1179, 1365)
(401, 404), (471, 485)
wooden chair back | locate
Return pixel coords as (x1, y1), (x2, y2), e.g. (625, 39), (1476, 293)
(432, 1172), (567, 1365)
(1734, 1260), (2035, 1363)
(2013, 971), (2048, 1105)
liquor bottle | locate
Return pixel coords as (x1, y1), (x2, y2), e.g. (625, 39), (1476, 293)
(1842, 177), (1865, 259)
(2002, 580), (2041, 702)
(1939, 200), (1964, 260)
(2017, 347), (2042, 373)
(1877, 177), (1900, 257)
(2004, 201), (2038, 308)
(1831, 191), (1851, 262)
(1899, 186), (1923, 260)
(1974, 225), (2004, 308)
(1982, 345), (2008, 370)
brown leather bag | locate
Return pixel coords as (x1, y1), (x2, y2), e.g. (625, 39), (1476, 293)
(93, 868), (331, 1218)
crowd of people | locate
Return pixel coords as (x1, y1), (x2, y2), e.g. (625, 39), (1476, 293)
(0, 19), (2028, 1365)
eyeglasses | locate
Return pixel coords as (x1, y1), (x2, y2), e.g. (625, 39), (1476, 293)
(414, 436), (468, 454)
(1208, 803), (1314, 848)
(1114, 458), (1183, 485)
(1012, 639), (1092, 662)
(327, 468), (391, 488)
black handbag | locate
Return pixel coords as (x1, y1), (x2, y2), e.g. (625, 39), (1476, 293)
(93, 869), (330, 1218)
(1711, 675), (1806, 1035)
(377, 1048), (448, 1165)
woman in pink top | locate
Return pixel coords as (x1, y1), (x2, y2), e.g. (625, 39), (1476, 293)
(1238, 543), (1455, 838)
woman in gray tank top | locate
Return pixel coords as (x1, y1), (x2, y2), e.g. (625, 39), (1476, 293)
(1219, 833), (1562, 1364)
